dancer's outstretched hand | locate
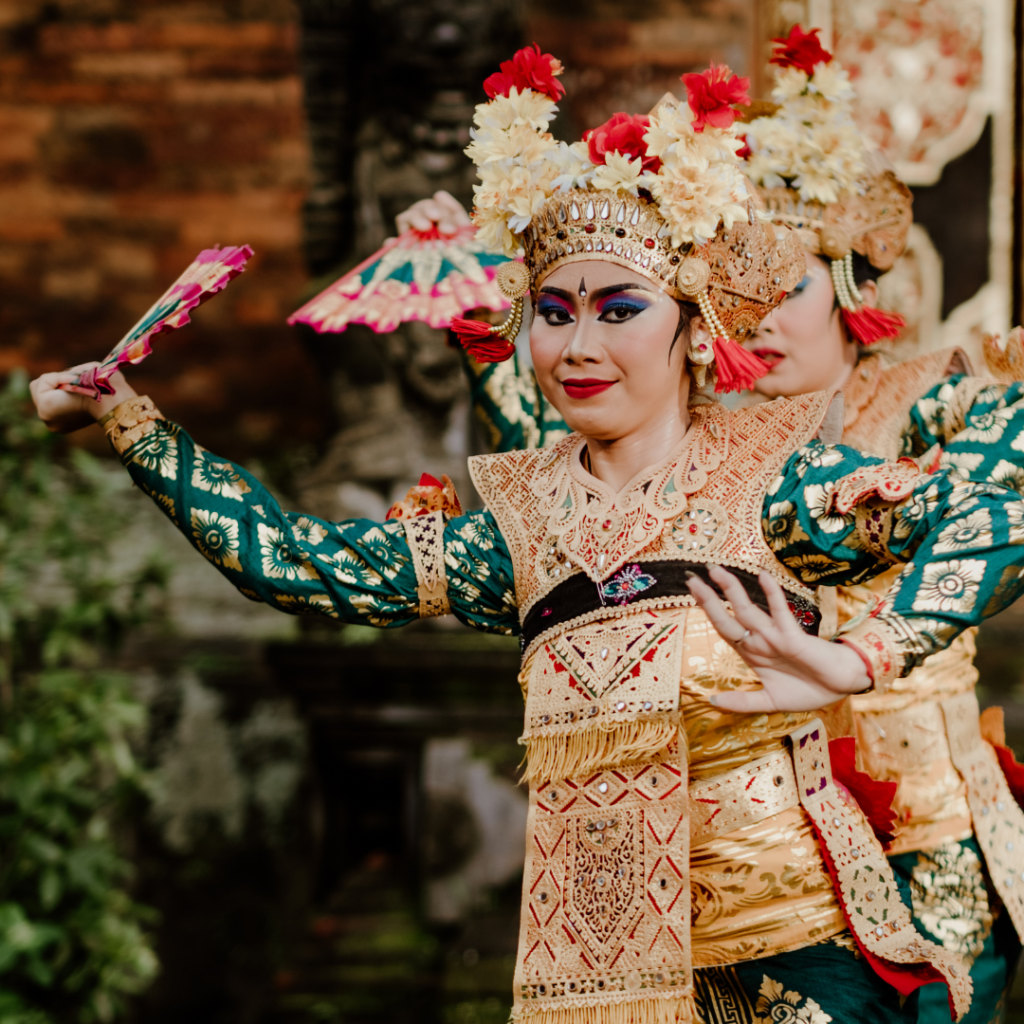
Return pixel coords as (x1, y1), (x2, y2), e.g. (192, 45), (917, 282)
(29, 364), (137, 434)
(686, 565), (870, 712)
(395, 190), (471, 236)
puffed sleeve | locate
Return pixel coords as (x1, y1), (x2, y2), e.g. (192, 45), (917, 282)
(764, 438), (1024, 688)
(102, 397), (518, 635)
(904, 375), (1024, 492)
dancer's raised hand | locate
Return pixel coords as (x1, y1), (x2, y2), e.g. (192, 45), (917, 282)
(395, 190), (471, 236)
(686, 565), (870, 712)
(29, 364), (137, 434)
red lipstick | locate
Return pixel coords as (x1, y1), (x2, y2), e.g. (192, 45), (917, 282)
(561, 378), (616, 399)
(751, 348), (785, 370)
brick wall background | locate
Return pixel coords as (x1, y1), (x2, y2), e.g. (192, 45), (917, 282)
(0, 0), (331, 459)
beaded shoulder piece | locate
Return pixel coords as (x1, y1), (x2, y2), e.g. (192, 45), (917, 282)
(842, 348), (972, 460)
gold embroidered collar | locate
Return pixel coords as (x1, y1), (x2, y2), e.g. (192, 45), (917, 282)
(533, 402), (731, 585)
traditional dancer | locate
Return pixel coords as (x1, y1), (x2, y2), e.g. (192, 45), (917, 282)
(29, 46), (1024, 1023)
(401, 33), (1024, 1021)
(736, 28), (1024, 1024)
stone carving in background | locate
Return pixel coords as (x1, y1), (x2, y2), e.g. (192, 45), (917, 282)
(292, 0), (521, 521)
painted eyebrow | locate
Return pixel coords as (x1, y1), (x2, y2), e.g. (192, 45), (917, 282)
(590, 283), (655, 301)
(538, 286), (574, 300)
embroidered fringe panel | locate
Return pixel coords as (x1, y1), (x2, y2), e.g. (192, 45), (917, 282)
(512, 993), (698, 1024)
(520, 714), (681, 784)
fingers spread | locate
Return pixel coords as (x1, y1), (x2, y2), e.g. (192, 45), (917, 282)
(686, 574), (740, 637)
(708, 566), (774, 635)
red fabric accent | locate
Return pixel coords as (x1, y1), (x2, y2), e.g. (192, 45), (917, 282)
(583, 113), (662, 173)
(992, 742), (1024, 808)
(711, 337), (770, 393)
(483, 43), (565, 102)
(828, 737), (899, 849)
(449, 317), (516, 363)
(735, 134), (752, 160)
(841, 305), (906, 346)
(418, 473), (442, 488)
(812, 827), (958, 1018)
(680, 63), (751, 133)
(770, 25), (833, 74)
(409, 226), (445, 241)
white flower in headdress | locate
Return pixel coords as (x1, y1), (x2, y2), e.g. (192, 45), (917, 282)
(549, 140), (596, 192)
(590, 151), (646, 196)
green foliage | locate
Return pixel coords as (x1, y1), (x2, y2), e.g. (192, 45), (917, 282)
(0, 372), (164, 1022)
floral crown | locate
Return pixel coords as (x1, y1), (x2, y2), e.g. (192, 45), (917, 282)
(742, 26), (913, 346)
(449, 45), (806, 393)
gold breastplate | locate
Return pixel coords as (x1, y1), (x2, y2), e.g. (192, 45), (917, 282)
(470, 395), (852, 1018)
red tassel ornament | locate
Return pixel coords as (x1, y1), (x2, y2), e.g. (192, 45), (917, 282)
(828, 736), (899, 849)
(711, 337), (771, 393)
(450, 317), (516, 363)
(841, 305), (906, 346)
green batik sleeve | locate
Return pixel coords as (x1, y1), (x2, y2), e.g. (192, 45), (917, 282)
(764, 439), (1024, 682)
(904, 376), (1024, 491)
(113, 409), (518, 634)
(460, 348), (570, 452)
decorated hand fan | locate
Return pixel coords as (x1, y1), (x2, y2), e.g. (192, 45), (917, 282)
(60, 245), (254, 400)
(288, 226), (513, 334)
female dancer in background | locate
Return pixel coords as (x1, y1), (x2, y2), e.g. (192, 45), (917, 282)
(401, 30), (1024, 1022)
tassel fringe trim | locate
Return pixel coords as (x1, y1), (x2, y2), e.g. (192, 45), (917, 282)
(512, 993), (699, 1024)
(520, 715), (680, 784)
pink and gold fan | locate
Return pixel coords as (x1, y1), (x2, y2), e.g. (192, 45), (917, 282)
(288, 226), (513, 334)
(60, 245), (253, 400)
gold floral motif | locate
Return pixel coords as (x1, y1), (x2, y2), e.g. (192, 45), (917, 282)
(932, 509), (993, 555)
(755, 976), (833, 1024)
(316, 548), (382, 587)
(1006, 503), (1024, 544)
(274, 593), (337, 617)
(801, 481), (853, 533)
(191, 451), (252, 501)
(291, 517), (327, 546)
(130, 428), (179, 481)
(912, 558), (985, 614)
(256, 523), (318, 582)
(987, 458), (1024, 493)
(909, 841), (992, 965)
(190, 509), (241, 571)
(763, 500), (809, 551)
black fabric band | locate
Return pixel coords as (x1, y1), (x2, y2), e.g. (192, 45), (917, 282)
(520, 560), (820, 651)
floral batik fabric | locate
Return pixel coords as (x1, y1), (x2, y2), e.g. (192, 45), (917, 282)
(694, 935), (920, 1024)
(460, 349), (570, 452)
(105, 391), (1024, 1024)
(837, 354), (1024, 1016)
(890, 838), (1023, 1024)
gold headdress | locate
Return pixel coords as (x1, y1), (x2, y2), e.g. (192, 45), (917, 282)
(742, 26), (913, 345)
(450, 46), (806, 392)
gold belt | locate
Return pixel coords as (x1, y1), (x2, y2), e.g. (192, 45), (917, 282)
(857, 699), (949, 772)
(686, 722), (971, 1017)
(689, 750), (799, 846)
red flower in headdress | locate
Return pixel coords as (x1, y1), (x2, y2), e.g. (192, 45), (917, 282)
(583, 113), (662, 173)
(770, 25), (832, 75)
(483, 43), (565, 102)
(680, 63), (751, 133)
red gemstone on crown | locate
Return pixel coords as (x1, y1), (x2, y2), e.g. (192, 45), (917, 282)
(644, 238), (655, 248)
(688, 523), (698, 534)
(585, 224), (596, 233)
